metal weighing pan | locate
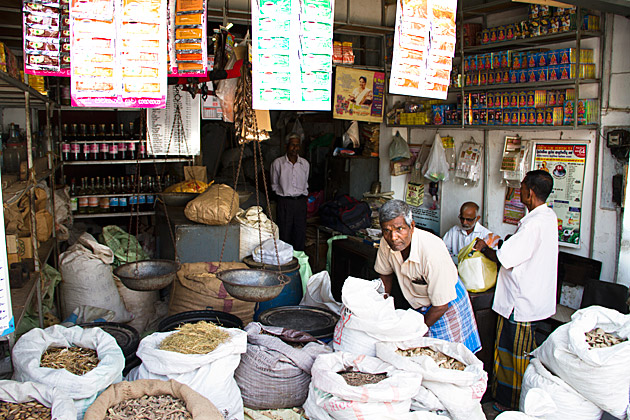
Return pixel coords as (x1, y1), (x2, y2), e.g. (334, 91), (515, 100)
(257, 305), (340, 340)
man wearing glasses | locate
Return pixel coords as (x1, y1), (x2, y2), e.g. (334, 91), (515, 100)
(443, 202), (500, 264)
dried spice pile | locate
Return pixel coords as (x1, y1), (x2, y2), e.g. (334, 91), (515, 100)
(338, 371), (388, 386)
(586, 327), (627, 348)
(104, 394), (192, 420)
(396, 347), (466, 371)
(40, 346), (99, 375)
(0, 400), (52, 420)
(159, 321), (229, 354)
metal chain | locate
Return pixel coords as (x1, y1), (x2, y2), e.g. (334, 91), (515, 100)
(219, 142), (246, 267)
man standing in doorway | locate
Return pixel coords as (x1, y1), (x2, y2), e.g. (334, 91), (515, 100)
(271, 133), (310, 251)
(473, 170), (558, 412)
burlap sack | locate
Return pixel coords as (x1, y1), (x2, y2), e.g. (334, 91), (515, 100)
(168, 262), (255, 325)
(184, 184), (238, 225)
(84, 379), (223, 420)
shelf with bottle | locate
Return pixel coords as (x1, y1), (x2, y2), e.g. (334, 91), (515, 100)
(67, 175), (170, 216)
(74, 211), (156, 219)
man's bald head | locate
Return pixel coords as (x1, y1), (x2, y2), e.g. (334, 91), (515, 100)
(460, 202), (479, 214)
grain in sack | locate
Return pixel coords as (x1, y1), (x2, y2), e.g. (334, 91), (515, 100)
(531, 305), (630, 419)
(303, 351), (422, 420)
(11, 325), (124, 419)
(375, 338), (487, 420)
(127, 325), (247, 420)
(0, 379), (77, 420)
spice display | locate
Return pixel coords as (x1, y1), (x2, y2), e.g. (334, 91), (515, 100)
(40, 346), (99, 375)
(159, 321), (229, 354)
(396, 347), (466, 371)
(0, 400), (52, 420)
(586, 328), (627, 348)
(104, 394), (192, 420)
(338, 371), (388, 386)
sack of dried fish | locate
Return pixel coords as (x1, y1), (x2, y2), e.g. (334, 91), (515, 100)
(332, 277), (428, 357)
(375, 338), (487, 420)
(520, 358), (602, 420)
(84, 379), (223, 420)
(234, 323), (331, 410)
(532, 306), (630, 419)
(127, 326), (247, 420)
(303, 351), (422, 420)
(12, 325), (125, 420)
(0, 380), (77, 420)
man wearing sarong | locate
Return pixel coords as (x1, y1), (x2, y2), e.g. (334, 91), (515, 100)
(374, 199), (481, 353)
(473, 170), (558, 412)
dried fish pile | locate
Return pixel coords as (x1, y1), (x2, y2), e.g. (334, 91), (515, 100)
(338, 371), (388, 386)
(0, 400), (52, 420)
(40, 346), (99, 375)
(396, 347), (466, 371)
(586, 328), (627, 348)
(104, 394), (192, 420)
(159, 321), (229, 355)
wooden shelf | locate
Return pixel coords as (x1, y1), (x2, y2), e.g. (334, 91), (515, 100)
(461, 79), (600, 92)
(62, 158), (191, 165)
(0, 71), (56, 109)
(10, 272), (39, 331)
(462, 31), (602, 53)
(387, 124), (598, 130)
(2, 162), (60, 206)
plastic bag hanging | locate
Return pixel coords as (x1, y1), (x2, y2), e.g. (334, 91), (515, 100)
(454, 139), (483, 187)
(389, 131), (411, 161)
(422, 134), (449, 182)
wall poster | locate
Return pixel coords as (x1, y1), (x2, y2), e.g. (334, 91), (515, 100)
(533, 142), (588, 248)
(333, 66), (385, 123)
(503, 187), (526, 225)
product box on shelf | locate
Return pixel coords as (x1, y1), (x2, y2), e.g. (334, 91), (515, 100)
(495, 109), (503, 124)
(553, 107), (564, 125)
(519, 108), (528, 125)
(537, 68), (548, 82)
(563, 100), (575, 124)
(544, 108), (554, 125)
(487, 92), (495, 108)
(512, 52), (525, 70)
(535, 108), (545, 125)
(506, 24), (516, 40)
(527, 52), (538, 69)
(501, 69), (510, 84)
(510, 91), (519, 107)
(528, 69), (537, 83)
(518, 91), (528, 108)
(527, 108), (537, 125)
(0, 42), (20, 81)
(16, 236), (34, 260)
(490, 27), (498, 43)
(497, 26), (506, 42)
(547, 90), (557, 106)
(570, 63), (596, 79)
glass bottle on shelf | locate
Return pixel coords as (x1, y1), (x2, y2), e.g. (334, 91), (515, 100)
(91, 142), (99, 160)
(69, 178), (78, 213)
(146, 176), (155, 210)
(78, 178), (88, 214)
(61, 124), (70, 161)
(139, 140), (146, 159)
(70, 124), (80, 161)
(138, 175), (146, 210)
(100, 142), (109, 160)
(88, 177), (99, 213)
(110, 142), (118, 160)
(128, 175), (137, 210)
(119, 179), (129, 213)
(128, 140), (136, 160)
(82, 142), (91, 161)
(99, 177), (110, 213)
(108, 176), (119, 212)
(119, 141), (127, 160)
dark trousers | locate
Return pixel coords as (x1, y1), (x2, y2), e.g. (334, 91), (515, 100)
(276, 195), (307, 251)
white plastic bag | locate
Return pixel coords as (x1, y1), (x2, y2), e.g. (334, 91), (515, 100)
(520, 358), (602, 420)
(59, 232), (132, 322)
(252, 238), (293, 266)
(496, 388), (558, 420)
(299, 271), (342, 315)
(531, 306), (630, 419)
(236, 206), (279, 260)
(127, 327), (247, 420)
(375, 338), (487, 420)
(423, 134), (450, 182)
(12, 325), (124, 420)
(0, 380), (77, 420)
(303, 352), (422, 420)
(332, 277), (428, 356)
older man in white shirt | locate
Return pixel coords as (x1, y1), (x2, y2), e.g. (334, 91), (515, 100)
(443, 202), (500, 264)
(270, 133), (310, 251)
(474, 170), (558, 412)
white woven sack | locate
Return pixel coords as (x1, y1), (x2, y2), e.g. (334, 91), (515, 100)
(497, 388), (558, 420)
(236, 206), (278, 260)
(127, 327), (247, 420)
(12, 325), (124, 420)
(0, 380), (77, 420)
(410, 385), (447, 412)
(375, 338), (487, 420)
(332, 277), (427, 356)
(531, 306), (630, 419)
(300, 271), (342, 315)
(234, 323), (331, 410)
(59, 232), (132, 322)
(303, 352), (422, 420)
(520, 358), (602, 420)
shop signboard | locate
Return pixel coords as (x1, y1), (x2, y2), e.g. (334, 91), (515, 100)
(333, 66), (385, 123)
(533, 142), (588, 248)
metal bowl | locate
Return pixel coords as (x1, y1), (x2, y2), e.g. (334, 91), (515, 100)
(114, 259), (180, 291)
(157, 192), (199, 207)
(216, 268), (289, 302)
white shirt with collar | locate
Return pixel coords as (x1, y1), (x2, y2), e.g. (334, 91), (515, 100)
(493, 204), (558, 322)
(443, 222), (496, 262)
(270, 155), (309, 197)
